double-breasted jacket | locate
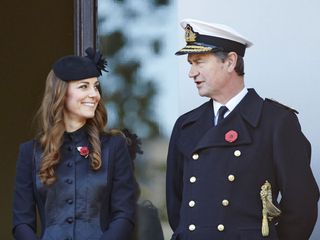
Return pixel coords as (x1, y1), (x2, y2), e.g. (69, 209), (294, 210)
(13, 127), (136, 240)
(166, 89), (319, 240)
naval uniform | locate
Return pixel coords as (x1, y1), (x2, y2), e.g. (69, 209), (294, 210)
(166, 88), (319, 240)
(13, 126), (136, 240)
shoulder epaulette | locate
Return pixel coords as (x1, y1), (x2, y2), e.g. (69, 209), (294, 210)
(265, 98), (299, 114)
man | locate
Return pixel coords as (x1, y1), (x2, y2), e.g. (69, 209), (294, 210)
(166, 18), (319, 240)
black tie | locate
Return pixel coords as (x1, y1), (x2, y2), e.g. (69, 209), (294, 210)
(217, 106), (228, 125)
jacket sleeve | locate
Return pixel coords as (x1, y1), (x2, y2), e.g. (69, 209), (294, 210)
(100, 137), (136, 240)
(273, 112), (319, 240)
(166, 118), (184, 232)
(12, 141), (39, 240)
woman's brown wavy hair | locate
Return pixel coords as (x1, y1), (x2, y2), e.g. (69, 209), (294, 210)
(36, 70), (107, 185)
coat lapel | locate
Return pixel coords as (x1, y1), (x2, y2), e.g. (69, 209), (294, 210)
(177, 100), (214, 157)
(177, 89), (264, 156)
(193, 112), (252, 152)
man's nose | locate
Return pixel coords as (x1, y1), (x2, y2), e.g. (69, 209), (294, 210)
(188, 66), (199, 79)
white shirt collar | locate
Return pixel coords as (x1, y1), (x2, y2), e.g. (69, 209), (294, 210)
(213, 88), (248, 123)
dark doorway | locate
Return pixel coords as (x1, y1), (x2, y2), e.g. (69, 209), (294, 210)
(0, 1), (79, 238)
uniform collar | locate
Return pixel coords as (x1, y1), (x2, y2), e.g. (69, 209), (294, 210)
(213, 87), (248, 123)
(238, 88), (263, 128)
(181, 88), (263, 129)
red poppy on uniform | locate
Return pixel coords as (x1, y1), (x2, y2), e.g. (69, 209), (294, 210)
(225, 130), (238, 143)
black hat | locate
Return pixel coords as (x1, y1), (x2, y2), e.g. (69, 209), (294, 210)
(52, 47), (107, 81)
(176, 19), (253, 57)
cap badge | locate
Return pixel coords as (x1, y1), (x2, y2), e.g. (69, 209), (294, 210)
(185, 24), (197, 43)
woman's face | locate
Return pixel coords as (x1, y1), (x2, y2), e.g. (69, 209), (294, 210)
(64, 77), (101, 126)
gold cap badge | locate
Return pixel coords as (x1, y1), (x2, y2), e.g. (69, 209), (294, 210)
(185, 24), (197, 43)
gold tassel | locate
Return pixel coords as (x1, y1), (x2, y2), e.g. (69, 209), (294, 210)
(260, 181), (281, 237)
(262, 210), (269, 237)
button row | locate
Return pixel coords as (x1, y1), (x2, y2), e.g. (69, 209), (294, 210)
(188, 151), (239, 235)
(192, 150), (241, 160)
(188, 224), (225, 232)
(188, 199), (230, 208)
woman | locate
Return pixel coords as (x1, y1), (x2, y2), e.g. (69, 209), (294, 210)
(12, 48), (136, 240)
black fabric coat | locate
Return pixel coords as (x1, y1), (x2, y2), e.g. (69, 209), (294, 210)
(166, 89), (319, 240)
(13, 127), (136, 240)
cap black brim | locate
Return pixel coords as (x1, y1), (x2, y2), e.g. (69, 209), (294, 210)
(175, 44), (214, 55)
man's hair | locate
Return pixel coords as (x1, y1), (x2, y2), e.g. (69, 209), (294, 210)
(214, 51), (245, 76)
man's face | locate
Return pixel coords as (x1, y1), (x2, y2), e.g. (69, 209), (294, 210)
(187, 53), (229, 100)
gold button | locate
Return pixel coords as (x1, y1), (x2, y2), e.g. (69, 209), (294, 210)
(234, 150), (241, 157)
(189, 200), (196, 207)
(189, 224), (196, 231)
(222, 199), (229, 206)
(228, 174), (235, 182)
(192, 153), (199, 160)
(217, 224), (224, 231)
(190, 176), (197, 183)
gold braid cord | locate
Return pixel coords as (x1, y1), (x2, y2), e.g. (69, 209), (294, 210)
(178, 45), (213, 53)
(260, 181), (281, 237)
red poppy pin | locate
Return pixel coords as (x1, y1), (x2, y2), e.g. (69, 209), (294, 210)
(77, 146), (90, 158)
(225, 130), (238, 143)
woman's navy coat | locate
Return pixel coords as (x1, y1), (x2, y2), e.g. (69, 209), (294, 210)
(166, 89), (319, 240)
(13, 128), (136, 240)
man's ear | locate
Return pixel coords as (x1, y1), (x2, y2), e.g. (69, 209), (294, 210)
(226, 52), (238, 72)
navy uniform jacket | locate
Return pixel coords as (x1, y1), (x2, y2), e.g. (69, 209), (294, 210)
(13, 126), (136, 240)
(166, 89), (319, 240)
